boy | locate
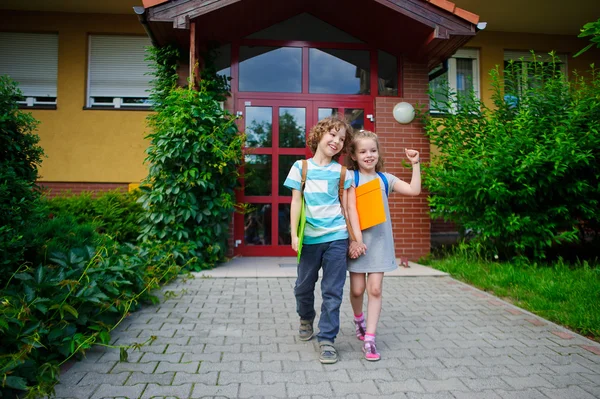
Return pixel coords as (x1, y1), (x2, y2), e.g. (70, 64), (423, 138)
(284, 116), (355, 364)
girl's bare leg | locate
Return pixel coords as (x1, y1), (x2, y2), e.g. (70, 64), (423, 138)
(349, 272), (366, 315)
(365, 272), (384, 334)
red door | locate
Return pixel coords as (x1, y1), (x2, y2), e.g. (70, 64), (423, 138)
(234, 99), (373, 256)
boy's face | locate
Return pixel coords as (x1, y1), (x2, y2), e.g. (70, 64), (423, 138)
(317, 127), (346, 159)
(351, 138), (379, 173)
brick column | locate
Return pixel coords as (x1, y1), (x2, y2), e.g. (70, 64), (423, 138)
(374, 61), (430, 261)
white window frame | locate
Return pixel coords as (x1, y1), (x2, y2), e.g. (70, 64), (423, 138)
(87, 35), (153, 109)
(504, 51), (568, 75)
(0, 32), (58, 107)
(429, 48), (480, 113)
(503, 51), (568, 101)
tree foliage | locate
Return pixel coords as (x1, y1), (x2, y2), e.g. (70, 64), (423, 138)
(0, 75), (44, 283)
(575, 17), (600, 57)
(422, 54), (600, 260)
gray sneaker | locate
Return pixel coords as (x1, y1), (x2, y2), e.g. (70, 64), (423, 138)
(319, 341), (338, 364)
(299, 319), (314, 341)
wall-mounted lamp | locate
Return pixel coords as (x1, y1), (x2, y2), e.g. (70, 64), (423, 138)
(392, 102), (415, 124)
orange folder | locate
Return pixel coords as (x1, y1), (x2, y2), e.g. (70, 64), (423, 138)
(355, 178), (386, 230)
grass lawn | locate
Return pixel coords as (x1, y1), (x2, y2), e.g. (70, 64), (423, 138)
(423, 254), (600, 341)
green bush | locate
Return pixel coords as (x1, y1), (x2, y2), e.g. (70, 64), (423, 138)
(138, 46), (244, 270)
(422, 55), (600, 259)
(0, 75), (44, 283)
(0, 239), (184, 398)
(42, 189), (144, 243)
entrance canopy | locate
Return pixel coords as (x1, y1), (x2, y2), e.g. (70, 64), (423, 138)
(138, 0), (479, 69)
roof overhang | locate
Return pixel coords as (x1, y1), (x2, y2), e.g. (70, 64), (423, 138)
(139, 0), (479, 69)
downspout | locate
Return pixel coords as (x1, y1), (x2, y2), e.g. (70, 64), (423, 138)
(133, 6), (159, 46)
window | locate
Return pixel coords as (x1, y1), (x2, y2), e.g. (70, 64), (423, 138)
(503, 51), (567, 99)
(87, 35), (152, 108)
(239, 46), (302, 93)
(429, 48), (480, 112)
(0, 32), (58, 107)
(378, 50), (398, 96)
(309, 48), (370, 95)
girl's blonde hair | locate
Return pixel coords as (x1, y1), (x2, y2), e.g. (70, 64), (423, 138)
(307, 116), (352, 161)
(346, 130), (385, 172)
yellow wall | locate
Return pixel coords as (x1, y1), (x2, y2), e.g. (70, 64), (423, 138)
(467, 30), (600, 108)
(0, 10), (151, 183)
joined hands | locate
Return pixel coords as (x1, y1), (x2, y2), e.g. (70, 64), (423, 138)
(349, 241), (367, 259)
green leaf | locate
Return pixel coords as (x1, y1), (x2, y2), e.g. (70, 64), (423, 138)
(62, 304), (79, 319)
(120, 347), (129, 362)
(4, 376), (28, 391)
(35, 265), (45, 284)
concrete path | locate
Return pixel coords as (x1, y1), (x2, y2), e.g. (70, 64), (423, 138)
(51, 260), (600, 399)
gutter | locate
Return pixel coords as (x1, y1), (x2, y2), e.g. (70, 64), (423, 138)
(133, 6), (159, 46)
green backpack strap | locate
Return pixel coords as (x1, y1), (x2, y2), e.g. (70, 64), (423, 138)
(339, 166), (356, 242)
(301, 160), (308, 194)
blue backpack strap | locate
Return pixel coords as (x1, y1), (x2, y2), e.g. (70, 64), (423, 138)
(354, 170), (359, 187)
(377, 172), (389, 197)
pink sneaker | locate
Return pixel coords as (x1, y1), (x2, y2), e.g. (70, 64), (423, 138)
(354, 318), (366, 341)
(363, 340), (380, 361)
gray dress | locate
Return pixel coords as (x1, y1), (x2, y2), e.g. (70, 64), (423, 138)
(347, 171), (399, 273)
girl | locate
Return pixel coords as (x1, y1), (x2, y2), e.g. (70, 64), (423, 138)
(346, 130), (421, 361)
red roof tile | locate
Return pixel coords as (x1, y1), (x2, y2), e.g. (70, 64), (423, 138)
(142, 0), (479, 25)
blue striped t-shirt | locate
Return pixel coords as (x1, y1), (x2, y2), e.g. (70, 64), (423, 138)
(284, 159), (353, 244)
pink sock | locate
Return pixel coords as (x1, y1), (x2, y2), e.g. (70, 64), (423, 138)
(365, 333), (375, 342)
(354, 313), (364, 321)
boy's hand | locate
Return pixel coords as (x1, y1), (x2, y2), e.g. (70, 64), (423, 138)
(291, 236), (299, 252)
(405, 148), (420, 164)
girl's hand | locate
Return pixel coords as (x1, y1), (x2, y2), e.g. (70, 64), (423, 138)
(405, 148), (420, 164)
(349, 241), (367, 259)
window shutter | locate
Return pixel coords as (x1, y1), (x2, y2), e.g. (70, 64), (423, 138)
(0, 32), (58, 97)
(88, 35), (152, 98)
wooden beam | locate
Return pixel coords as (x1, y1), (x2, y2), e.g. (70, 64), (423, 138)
(189, 19), (198, 89)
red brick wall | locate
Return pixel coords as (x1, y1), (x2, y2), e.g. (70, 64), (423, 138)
(374, 61), (431, 261)
(38, 182), (128, 198)
(431, 219), (459, 233)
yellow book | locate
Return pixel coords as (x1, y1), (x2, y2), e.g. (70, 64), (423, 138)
(355, 178), (386, 230)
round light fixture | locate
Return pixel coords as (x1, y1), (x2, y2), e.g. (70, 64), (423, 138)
(392, 102), (415, 124)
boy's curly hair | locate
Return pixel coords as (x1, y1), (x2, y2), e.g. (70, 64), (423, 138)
(307, 116), (352, 162)
(346, 130), (385, 172)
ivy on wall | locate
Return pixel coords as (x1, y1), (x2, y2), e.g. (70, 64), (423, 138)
(139, 46), (245, 270)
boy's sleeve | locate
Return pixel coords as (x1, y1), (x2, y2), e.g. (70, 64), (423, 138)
(283, 160), (302, 191)
(344, 168), (353, 189)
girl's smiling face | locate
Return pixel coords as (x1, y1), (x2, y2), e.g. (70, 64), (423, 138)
(317, 127), (346, 158)
(352, 137), (379, 173)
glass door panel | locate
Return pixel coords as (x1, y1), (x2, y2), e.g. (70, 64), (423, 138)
(279, 154), (304, 196)
(344, 108), (365, 131)
(245, 106), (272, 147)
(244, 154), (272, 196)
(318, 107), (338, 121)
(244, 204), (272, 246)
(279, 107), (306, 148)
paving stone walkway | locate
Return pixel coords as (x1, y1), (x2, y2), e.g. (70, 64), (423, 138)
(52, 276), (600, 399)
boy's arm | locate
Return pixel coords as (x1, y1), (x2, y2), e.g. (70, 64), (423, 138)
(290, 189), (302, 252)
